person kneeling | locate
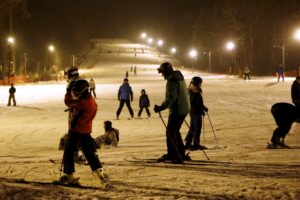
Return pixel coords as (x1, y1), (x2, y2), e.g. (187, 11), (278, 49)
(95, 121), (120, 148)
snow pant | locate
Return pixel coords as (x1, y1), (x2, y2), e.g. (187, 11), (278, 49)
(244, 73), (250, 80)
(116, 99), (134, 117)
(165, 113), (186, 160)
(63, 130), (102, 174)
(90, 88), (96, 98)
(278, 74), (284, 82)
(271, 103), (295, 144)
(138, 106), (151, 117)
(185, 114), (203, 147)
(7, 94), (16, 106)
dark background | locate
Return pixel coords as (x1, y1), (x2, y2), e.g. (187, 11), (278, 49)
(1, 0), (300, 75)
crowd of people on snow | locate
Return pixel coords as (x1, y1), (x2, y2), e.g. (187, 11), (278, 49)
(4, 60), (299, 188)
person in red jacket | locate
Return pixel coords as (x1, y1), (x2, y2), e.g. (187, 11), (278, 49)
(59, 79), (107, 188)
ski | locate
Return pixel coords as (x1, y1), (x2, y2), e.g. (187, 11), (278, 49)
(48, 158), (88, 165)
(0, 178), (103, 190)
(186, 145), (228, 152)
(125, 156), (215, 166)
(266, 143), (291, 149)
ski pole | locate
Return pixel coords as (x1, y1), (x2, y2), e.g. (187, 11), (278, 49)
(184, 119), (189, 129)
(202, 115), (205, 146)
(158, 112), (184, 164)
(206, 112), (219, 147)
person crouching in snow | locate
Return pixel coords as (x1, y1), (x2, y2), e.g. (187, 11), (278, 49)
(269, 76), (300, 148)
(138, 89), (151, 118)
(95, 121), (119, 148)
(185, 76), (208, 150)
(59, 79), (107, 188)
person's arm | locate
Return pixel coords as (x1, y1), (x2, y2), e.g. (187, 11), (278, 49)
(160, 81), (177, 110)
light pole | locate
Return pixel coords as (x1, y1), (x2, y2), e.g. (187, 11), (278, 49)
(189, 49), (198, 72)
(48, 45), (55, 72)
(157, 39), (163, 57)
(225, 41), (236, 74)
(7, 36), (15, 84)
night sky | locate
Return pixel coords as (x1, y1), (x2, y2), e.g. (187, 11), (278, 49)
(15, 0), (195, 63)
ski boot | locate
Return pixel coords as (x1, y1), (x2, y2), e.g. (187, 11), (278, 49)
(56, 174), (80, 186)
(93, 168), (108, 189)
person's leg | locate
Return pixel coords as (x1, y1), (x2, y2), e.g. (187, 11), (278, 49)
(80, 134), (102, 171)
(125, 100), (134, 117)
(138, 107), (143, 117)
(116, 100), (125, 117)
(174, 115), (186, 158)
(185, 115), (194, 148)
(12, 95), (16, 106)
(145, 107), (151, 117)
(7, 94), (11, 106)
(63, 131), (79, 174)
(193, 115), (202, 147)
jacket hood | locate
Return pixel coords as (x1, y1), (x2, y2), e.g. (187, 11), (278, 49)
(168, 70), (184, 81)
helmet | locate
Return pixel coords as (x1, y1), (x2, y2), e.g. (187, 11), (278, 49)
(191, 76), (202, 86)
(65, 66), (79, 79)
(157, 62), (174, 75)
(72, 79), (89, 97)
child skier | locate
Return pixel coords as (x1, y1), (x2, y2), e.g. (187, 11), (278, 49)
(95, 121), (120, 148)
(185, 76), (208, 150)
(137, 89), (151, 118)
(58, 79), (107, 188)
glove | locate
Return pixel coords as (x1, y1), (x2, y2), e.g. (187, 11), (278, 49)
(203, 106), (208, 112)
(154, 105), (163, 113)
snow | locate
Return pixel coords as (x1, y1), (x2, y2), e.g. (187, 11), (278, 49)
(0, 54), (300, 199)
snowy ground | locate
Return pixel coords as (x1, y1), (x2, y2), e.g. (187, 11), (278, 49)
(0, 49), (300, 199)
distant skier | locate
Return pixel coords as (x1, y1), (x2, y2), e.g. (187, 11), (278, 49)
(89, 78), (96, 98)
(58, 79), (107, 188)
(277, 64), (284, 82)
(134, 66), (137, 75)
(154, 62), (190, 163)
(185, 77), (208, 150)
(116, 78), (134, 119)
(7, 83), (16, 106)
(243, 66), (251, 80)
(95, 121), (120, 148)
(137, 89), (151, 118)
(125, 70), (129, 78)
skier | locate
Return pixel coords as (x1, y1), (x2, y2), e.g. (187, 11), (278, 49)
(116, 78), (134, 119)
(7, 83), (16, 106)
(137, 89), (151, 118)
(95, 121), (120, 148)
(89, 78), (96, 98)
(61, 66), (85, 163)
(185, 76), (208, 150)
(154, 62), (190, 163)
(277, 64), (284, 82)
(58, 79), (107, 188)
(243, 66), (251, 80)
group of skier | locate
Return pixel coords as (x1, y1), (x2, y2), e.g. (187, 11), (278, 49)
(58, 61), (299, 188)
(116, 78), (151, 119)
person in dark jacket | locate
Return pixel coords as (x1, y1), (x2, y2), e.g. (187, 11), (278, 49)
(185, 77), (208, 150)
(7, 83), (16, 106)
(138, 89), (151, 118)
(154, 62), (190, 163)
(291, 76), (300, 107)
(116, 78), (134, 119)
(59, 79), (107, 188)
(269, 102), (298, 148)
